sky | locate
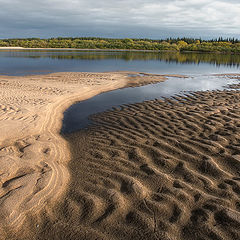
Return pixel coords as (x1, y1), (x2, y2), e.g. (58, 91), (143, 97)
(0, 0), (240, 39)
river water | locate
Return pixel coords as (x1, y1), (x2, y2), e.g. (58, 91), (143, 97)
(1, 49), (239, 133)
(0, 50), (239, 75)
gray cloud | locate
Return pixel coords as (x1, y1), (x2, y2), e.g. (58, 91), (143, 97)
(0, 0), (239, 38)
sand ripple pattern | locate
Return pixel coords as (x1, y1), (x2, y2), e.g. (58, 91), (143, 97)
(0, 71), (169, 238)
(36, 89), (240, 240)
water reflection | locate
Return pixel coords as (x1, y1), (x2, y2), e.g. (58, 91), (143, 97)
(0, 50), (239, 76)
(1, 50), (240, 67)
(61, 75), (239, 133)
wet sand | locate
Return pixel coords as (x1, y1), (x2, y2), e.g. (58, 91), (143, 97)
(0, 71), (167, 238)
(38, 88), (240, 240)
(0, 73), (240, 240)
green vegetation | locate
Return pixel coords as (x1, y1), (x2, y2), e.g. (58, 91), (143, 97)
(0, 37), (240, 53)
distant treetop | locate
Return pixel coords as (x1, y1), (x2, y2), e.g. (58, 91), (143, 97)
(0, 37), (239, 53)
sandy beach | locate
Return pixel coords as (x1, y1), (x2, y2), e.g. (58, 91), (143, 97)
(0, 72), (239, 239)
(0, 71), (167, 238)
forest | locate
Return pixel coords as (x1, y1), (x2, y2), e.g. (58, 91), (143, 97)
(0, 37), (240, 53)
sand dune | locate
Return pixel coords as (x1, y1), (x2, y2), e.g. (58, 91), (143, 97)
(0, 71), (167, 238)
(28, 88), (240, 239)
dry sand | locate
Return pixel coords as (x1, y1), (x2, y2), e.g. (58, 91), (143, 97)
(0, 71), (167, 239)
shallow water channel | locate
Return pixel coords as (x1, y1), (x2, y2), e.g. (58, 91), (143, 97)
(61, 74), (239, 133)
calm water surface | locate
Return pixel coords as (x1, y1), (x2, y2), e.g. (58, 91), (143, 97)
(0, 50), (240, 75)
(61, 75), (239, 133)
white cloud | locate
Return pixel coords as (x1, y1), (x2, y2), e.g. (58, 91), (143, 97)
(0, 0), (239, 38)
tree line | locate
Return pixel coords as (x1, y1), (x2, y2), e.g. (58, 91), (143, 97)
(0, 37), (240, 53)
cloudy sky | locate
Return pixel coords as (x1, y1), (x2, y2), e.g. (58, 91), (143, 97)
(0, 0), (239, 39)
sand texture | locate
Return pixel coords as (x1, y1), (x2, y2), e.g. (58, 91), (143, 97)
(0, 71), (167, 238)
(29, 88), (240, 240)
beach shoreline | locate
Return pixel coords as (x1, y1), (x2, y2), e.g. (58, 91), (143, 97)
(62, 88), (240, 240)
(0, 71), (168, 237)
(0, 72), (239, 239)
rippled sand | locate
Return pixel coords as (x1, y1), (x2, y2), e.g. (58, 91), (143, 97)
(35, 88), (240, 240)
(0, 71), (167, 238)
